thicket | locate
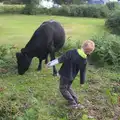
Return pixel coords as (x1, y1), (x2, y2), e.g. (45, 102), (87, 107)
(0, 44), (17, 75)
(0, 5), (24, 14)
(106, 2), (120, 11)
(51, 4), (109, 18)
(1, 2), (120, 18)
(105, 10), (120, 35)
(89, 33), (120, 68)
(58, 33), (120, 69)
(0, 4), (110, 18)
(22, 0), (39, 15)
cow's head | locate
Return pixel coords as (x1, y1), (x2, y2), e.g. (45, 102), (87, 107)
(16, 52), (32, 75)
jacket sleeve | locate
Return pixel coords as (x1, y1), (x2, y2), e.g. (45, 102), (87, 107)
(80, 64), (87, 84)
(58, 50), (72, 63)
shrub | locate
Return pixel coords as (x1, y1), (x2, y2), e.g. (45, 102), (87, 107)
(0, 4), (110, 18)
(105, 10), (120, 35)
(57, 37), (82, 56)
(23, 0), (39, 15)
(56, 5), (73, 16)
(3, 1), (11, 4)
(3, 0), (23, 4)
(0, 44), (17, 68)
(52, 4), (109, 18)
(106, 2), (120, 11)
(33, 7), (51, 15)
(69, 4), (108, 18)
(89, 33), (120, 68)
(22, 4), (110, 17)
(0, 5), (24, 14)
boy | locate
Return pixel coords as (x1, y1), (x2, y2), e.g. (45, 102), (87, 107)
(47, 40), (95, 109)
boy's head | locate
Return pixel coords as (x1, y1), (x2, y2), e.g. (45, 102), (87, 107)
(82, 40), (95, 55)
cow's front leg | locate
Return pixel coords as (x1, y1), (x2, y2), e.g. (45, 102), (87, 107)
(37, 58), (42, 71)
(50, 52), (57, 76)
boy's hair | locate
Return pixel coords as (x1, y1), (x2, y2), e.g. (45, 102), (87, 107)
(82, 40), (95, 52)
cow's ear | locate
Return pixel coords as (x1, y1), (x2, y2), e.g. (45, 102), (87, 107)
(16, 52), (21, 59)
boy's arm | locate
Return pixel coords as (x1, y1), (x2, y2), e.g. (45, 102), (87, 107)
(80, 64), (86, 84)
(58, 50), (72, 63)
(47, 50), (72, 67)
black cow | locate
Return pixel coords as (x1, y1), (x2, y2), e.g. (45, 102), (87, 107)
(16, 20), (65, 75)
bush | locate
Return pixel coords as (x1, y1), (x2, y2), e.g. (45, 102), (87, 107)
(105, 10), (120, 35)
(52, 4), (109, 18)
(0, 44), (17, 68)
(0, 4), (110, 18)
(57, 37), (82, 56)
(89, 33), (120, 68)
(3, 1), (11, 4)
(22, 4), (35, 15)
(82, 5), (109, 18)
(22, 4), (109, 17)
(22, 0), (39, 15)
(106, 2), (120, 11)
(0, 5), (24, 14)
(3, 0), (23, 4)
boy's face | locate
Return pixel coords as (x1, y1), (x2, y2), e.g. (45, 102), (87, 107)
(82, 40), (95, 55)
(84, 47), (94, 55)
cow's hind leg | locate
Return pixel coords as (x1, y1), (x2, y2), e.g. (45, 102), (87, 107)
(37, 58), (42, 71)
(50, 52), (57, 76)
(45, 54), (48, 64)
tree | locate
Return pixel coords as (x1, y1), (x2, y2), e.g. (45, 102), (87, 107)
(53, 0), (88, 5)
(23, 0), (39, 14)
(53, 0), (72, 4)
(73, 0), (88, 4)
(0, 0), (23, 4)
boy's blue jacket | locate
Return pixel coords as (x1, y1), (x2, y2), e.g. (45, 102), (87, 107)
(58, 49), (87, 84)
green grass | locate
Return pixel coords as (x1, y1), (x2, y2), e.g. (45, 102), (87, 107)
(0, 15), (120, 120)
(0, 15), (105, 47)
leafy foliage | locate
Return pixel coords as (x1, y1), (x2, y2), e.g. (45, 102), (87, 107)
(0, 4), (110, 18)
(51, 4), (109, 18)
(23, 0), (39, 14)
(106, 2), (120, 11)
(89, 33), (120, 68)
(105, 10), (120, 35)
(0, 44), (17, 68)
(0, 5), (24, 14)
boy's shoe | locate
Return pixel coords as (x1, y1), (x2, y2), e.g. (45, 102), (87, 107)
(68, 104), (84, 109)
(77, 104), (85, 109)
(69, 104), (78, 109)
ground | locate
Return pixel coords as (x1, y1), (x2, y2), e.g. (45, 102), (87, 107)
(0, 15), (119, 120)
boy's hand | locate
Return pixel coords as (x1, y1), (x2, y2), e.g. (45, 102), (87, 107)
(47, 59), (59, 67)
(47, 62), (52, 67)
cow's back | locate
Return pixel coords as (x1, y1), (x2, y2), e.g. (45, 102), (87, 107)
(42, 20), (65, 52)
(50, 20), (65, 51)
(22, 20), (65, 58)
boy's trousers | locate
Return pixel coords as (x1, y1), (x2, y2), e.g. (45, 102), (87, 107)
(59, 76), (78, 105)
